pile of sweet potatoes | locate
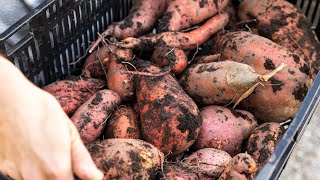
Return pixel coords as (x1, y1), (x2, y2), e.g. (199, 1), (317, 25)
(42, 0), (319, 179)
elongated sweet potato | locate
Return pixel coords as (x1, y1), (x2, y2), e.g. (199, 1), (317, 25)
(179, 60), (261, 106)
(89, 0), (167, 53)
(107, 48), (135, 102)
(239, 0), (320, 77)
(119, 13), (229, 51)
(103, 106), (140, 139)
(213, 31), (312, 122)
(151, 46), (188, 74)
(87, 139), (164, 180)
(42, 76), (106, 116)
(133, 60), (202, 156)
(157, 0), (229, 32)
(193, 105), (257, 156)
(218, 153), (257, 180)
(71, 90), (121, 144)
(182, 148), (232, 178)
(246, 122), (284, 170)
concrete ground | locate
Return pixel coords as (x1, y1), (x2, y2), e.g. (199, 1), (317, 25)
(280, 104), (320, 180)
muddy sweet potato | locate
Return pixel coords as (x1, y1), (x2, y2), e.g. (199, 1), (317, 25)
(213, 31), (312, 122)
(239, 0), (320, 77)
(71, 90), (121, 144)
(192, 54), (221, 64)
(246, 122), (285, 170)
(219, 153), (257, 180)
(87, 138), (164, 180)
(162, 164), (199, 180)
(83, 47), (110, 78)
(193, 105), (257, 156)
(182, 148), (232, 178)
(157, 0), (229, 32)
(179, 60), (264, 106)
(103, 106), (141, 139)
(42, 76), (106, 117)
(151, 46), (188, 74)
(106, 48), (135, 102)
(89, 0), (167, 53)
(119, 13), (229, 51)
(133, 60), (202, 156)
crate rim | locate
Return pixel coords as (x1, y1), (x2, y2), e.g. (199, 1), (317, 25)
(0, 0), (55, 41)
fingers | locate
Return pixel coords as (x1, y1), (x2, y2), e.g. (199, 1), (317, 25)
(68, 120), (103, 180)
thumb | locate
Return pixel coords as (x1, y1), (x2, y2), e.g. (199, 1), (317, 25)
(68, 120), (104, 180)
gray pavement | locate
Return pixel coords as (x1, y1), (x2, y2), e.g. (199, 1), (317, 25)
(280, 104), (320, 180)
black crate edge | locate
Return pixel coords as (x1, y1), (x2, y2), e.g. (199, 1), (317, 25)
(256, 73), (320, 180)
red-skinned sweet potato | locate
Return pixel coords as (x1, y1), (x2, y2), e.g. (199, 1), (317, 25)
(157, 0), (229, 32)
(179, 60), (263, 106)
(83, 47), (110, 78)
(87, 138), (164, 180)
(246, 122), (285, 170)
(182, 148), (232, 178)
(89, 0), (168, 53)
(133, 60), (202, 156)
(119, 13), (229, 51)
(103, 106), (141, 139)
(162, 164), (199, 180)
(213, 31), (312, 122)
(151, 46), (188, 74)
(106, 48), (135, 102)
(71, 90), (121, 144)
(218, 153), (257, 180)
(239, 0), (320, 77)
(193, 105), (257, 156)
(42, 76), (106, 117)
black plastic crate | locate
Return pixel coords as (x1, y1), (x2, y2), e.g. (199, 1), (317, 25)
(0, 0), (319, 179)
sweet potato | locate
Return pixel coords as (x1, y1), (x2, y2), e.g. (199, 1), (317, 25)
(182, 148), (232, 178)
(213, 31), (312, 122)
(106, 48), (135, 102)
(246, 122), (284, 170)
(151, 46), (188, 74)
(192, 54), (221, 64)
(71, 90), (121, 144)
(119, 13), (229, 51)
(133, 60), (202, 156)
(219, 153), (257, 180)
(157, 0), (229, 32)
(83, 47), (110, 78)
(103, 106), (141, 139)
(83, 45), (134, 78)
(42, 76), (106, 116)
(89, 0), (167, 53)
(87, 138), (164, 180)
(193, 105), (257, 156)
(239, 0), (320, 77)
(179, 60), (262, 106)
(162, 164), (199, 180)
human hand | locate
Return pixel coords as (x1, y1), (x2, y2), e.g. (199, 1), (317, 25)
(0, 56), (103, 180)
